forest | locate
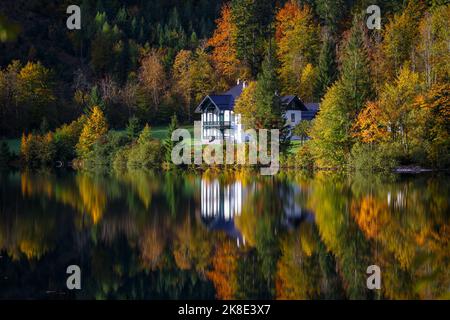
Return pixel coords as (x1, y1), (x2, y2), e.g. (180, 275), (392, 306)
(0, 0), (449, 171)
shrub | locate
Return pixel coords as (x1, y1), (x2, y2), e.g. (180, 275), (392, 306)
(20, 132), (56, 167)
(294, 143), (315, 170)
(112, 146), (131, 171)
(126, 125), (161, 169)
(83, 131), (130, 169)
(350, 142), (399, 172)
(54, 115), (86, 163)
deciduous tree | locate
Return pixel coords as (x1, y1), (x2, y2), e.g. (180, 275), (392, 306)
(275, 2), (319, 98)
(76, 106), (109, 159)
(208, 3), (240, 84)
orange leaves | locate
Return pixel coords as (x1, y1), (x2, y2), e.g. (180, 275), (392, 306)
(351, 196), (389, 239)
(353, 101), (387, 144)
(207, 3), (240, 81)
(139, 50), (166, 109)
(275, 1), (312, 41)
(206, 241), (239, 300)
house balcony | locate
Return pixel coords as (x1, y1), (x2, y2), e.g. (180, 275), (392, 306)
(202, 121), (232, 128)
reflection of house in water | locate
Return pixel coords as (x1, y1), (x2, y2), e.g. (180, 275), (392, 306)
(200, 179), (245, 246)
(281, 184), (314, 229)
(387, 190), (406, 209)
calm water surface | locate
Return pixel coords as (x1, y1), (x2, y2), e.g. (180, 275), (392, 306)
(0, 170), (448, 299)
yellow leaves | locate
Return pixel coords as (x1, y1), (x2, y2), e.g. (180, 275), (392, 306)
(172, 48), (217, 109)
(76, 106), (108, 159)
(139, 50), (166, 108)
(275, 228), (320, 299)
(381, 2), (421, 78)
(19, 240), (47, 260)
(234, 81), (257, 128)
(298, 63), (317, 103)
(18, 62), (55, 103)
(275, 1), (314, 44)
(275, 2), (319, 97)
(417, 6), (450, 87)
(76, 174), (106, 224)
(355, 65), (423, 146)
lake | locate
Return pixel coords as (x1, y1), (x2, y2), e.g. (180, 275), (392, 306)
(0, 170), (448, 299)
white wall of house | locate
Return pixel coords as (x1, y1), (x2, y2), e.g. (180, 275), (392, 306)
(234, 113), (243, 143)
(285, 110), (302, 127)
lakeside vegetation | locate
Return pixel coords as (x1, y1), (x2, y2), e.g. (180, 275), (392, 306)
(0, 0), (449, 173)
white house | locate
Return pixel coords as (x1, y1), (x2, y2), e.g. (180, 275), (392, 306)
(194, 80), (319, 144)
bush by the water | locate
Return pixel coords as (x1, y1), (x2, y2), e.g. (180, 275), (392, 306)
(113, 125), (162, 170)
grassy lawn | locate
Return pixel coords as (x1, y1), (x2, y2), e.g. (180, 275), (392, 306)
(150, 125), (194, 140)
(2, 125), (196, 156)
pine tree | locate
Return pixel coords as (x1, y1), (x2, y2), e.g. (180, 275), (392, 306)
(254, 49), (281, 130)
(126, 116), (141, 141)
(310, 16), (373, 167)
(339, 16), (374, 118)
(315, 35), (337, 100)
(231, 0), (275, 76)
(254, 48), (289, 144)
(163, 114), (179, 167)
(314, 0), (346, 35)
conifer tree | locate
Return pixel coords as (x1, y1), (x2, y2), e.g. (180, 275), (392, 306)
(231, 0), (275, 76)
(163, 114), (179, 167)
(310, 16), (373, 167)
(315, 35), (337, 100)
(254, 48), (289, 144)
(76, 106), (108, 159)
(339, 17), (374, 118)
(254, 49), (282, 130)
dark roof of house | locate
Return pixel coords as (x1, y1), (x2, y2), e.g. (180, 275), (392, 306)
(194, 83), (244, 113)
(281, 95), (296, 105)
(301, 103), (320, 120)
(224, 82), (244, 98)
(281, 95), (310, 111)
(304, 103), (319, 112)
(195, 83), (320, 114)
(208, 95), (234, 111)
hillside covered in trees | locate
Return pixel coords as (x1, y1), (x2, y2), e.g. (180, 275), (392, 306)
(0, 0), (449, 171)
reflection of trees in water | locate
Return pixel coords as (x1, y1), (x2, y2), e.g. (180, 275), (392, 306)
(350, 174), (450, 299)
(0, 170), (448, 299)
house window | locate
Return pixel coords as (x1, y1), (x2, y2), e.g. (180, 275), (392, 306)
(291, 113), (295, 122)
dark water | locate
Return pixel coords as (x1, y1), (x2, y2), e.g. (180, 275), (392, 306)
(0, 170), (448, 299)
